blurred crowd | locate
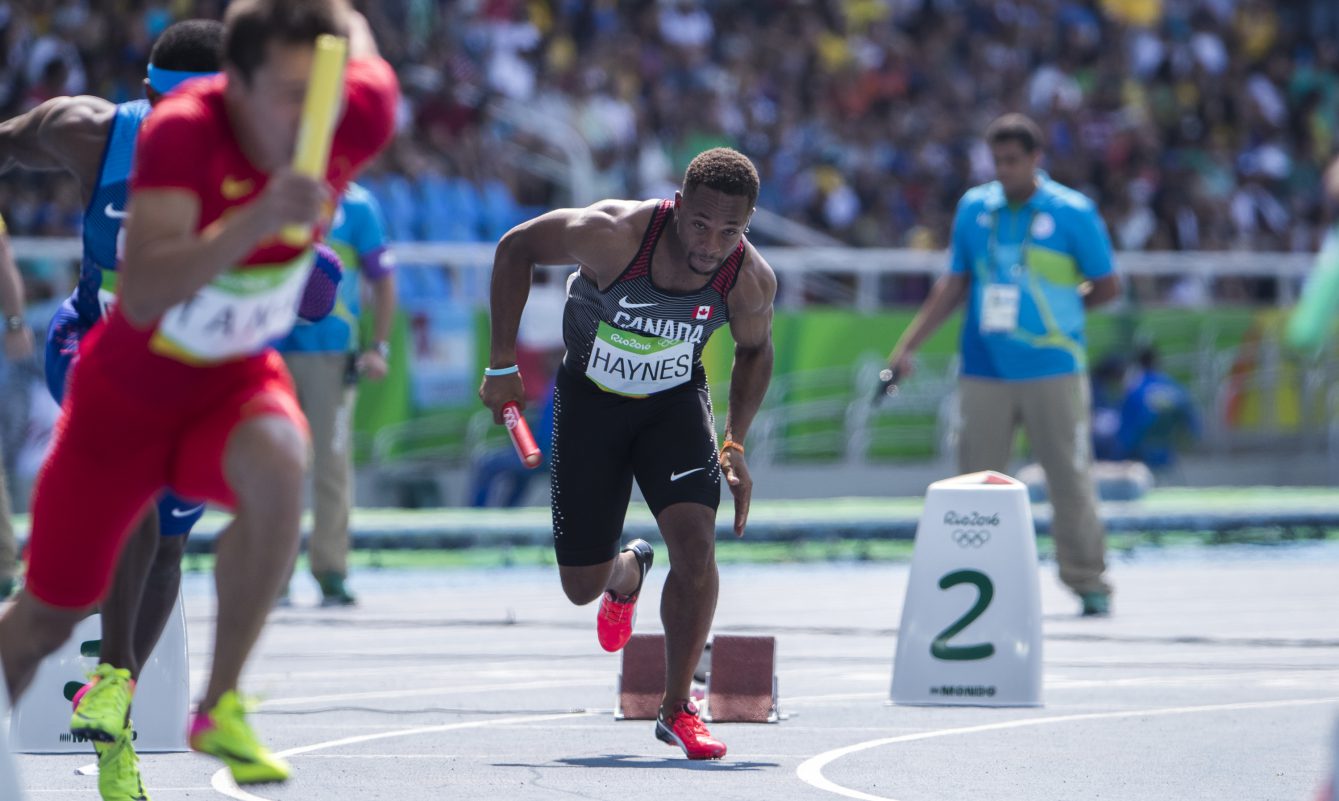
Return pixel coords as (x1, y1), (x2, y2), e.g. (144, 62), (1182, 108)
(0, 0), (1337, 254)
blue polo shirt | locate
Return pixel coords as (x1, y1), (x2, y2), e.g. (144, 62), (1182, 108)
(949, 175), (1115, 380)
(277, 183), (393, 353)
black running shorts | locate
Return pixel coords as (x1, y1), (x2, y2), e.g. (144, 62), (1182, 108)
(550, 362), (721, 566)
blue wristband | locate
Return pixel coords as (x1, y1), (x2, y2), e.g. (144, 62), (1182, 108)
(484, 365), (520, 377)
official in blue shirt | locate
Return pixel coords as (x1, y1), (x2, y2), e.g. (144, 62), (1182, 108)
(884, 113), (1122, 617)
(275, 183), (396, 606)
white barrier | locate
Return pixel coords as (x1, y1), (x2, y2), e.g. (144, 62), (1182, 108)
(0, 661), (25, 800)
(891, 471), (1043, 707)
(11, 594), (190, 753)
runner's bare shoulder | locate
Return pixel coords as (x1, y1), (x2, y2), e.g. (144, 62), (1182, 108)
(729, 240), (778, 316)
(0, 95), (116, 186)
(568, 199), (661, 289)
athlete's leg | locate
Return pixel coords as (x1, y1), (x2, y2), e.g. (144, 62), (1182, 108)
(654, 502), (718, 713)
(560, 549), (644, 605)
(45, 298), (194, 681)
(0, 391), (162, 702)
(203, 414), (306, 710)
(133, 534), (188, 672)
(129, 492), (199, 672)
(97, 508), (160, 679)
(0, 593), (88, 699)
(629, 377), (723, 737)
(548, 367), (637, 603)
(168, 363), (304, 783)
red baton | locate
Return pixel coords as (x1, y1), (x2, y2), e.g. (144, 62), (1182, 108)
(502, 401), (542, 469)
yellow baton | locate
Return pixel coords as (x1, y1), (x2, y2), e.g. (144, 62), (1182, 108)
(281, 34), (348, 247)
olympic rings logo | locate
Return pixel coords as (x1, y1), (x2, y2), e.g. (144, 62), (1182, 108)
(952, 529), (991, 548)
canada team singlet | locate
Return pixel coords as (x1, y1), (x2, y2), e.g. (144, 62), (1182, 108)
(561, 199), (744, 398)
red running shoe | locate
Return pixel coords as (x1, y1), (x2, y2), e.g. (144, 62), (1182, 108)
(656, 699), (727, 760)
(596, 539), (654, 652)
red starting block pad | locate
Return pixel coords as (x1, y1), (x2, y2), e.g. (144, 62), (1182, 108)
(705, 635), (779, 723)
(615, 634), (665, 720)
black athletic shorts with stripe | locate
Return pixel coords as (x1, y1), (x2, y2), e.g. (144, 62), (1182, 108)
(550, 362), (721, 566)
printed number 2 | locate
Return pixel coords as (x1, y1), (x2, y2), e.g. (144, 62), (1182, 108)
(930, 569), (995, 661)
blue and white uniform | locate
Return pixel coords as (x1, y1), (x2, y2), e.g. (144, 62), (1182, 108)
(43, 99), (206, 535)
(275, 182), (393, 355)
(950, 174), (1115, 381)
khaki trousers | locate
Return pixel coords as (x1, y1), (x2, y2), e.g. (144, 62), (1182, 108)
(0, 448), (16, 582)
(283, 352), (356, 578)
(958, 374), (1111, 596)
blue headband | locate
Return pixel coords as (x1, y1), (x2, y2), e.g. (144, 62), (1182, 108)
(146, 65), (216, 94)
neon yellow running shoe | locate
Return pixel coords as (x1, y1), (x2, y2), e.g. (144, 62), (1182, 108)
(70, 663), (134, 743)
(96, 725), (149, 801)
(189, 691), (290, 784)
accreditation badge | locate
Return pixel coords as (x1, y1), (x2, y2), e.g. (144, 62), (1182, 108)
(980, 282), (1020, 333)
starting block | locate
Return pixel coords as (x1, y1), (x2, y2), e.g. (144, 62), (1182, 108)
(616, 633), (779, 723)
(11, 593), (190, 753)
(891, 471), (1043, 707)
(615, 634), (665, 720)
(704, 635), (779, 723)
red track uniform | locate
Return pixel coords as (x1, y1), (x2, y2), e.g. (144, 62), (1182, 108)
(26, 58), (398, 609)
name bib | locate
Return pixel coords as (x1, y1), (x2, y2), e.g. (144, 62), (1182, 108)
(151, 252), (312, 364)
(586, 320), (694, 397)
(980, 282), (1020, 333)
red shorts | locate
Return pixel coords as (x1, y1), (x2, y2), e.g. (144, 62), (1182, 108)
(24, 317), (308, 609)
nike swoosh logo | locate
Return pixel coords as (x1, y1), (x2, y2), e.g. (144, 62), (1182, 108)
(619, 296), (656, 309)
(170, 504), (205, 518)
(670, 468), (705, 482)
(104, 203), (128, 219)
(222, 176), (254, 199)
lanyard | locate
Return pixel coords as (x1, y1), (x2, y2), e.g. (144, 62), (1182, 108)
(987, 206), (1035, 281)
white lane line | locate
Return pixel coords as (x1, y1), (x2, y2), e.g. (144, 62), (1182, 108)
(298, 753), (464, 759)
(31, 789), (214, 794)
(258, 677), (605, 707)
(210, 711), (593, 800)
(796, 696), (1339, 801)
(70, 677), (607, 776)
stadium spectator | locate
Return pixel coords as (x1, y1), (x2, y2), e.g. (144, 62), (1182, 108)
(0, 1), (1333, 260)
(1115, 346), (1200, 469)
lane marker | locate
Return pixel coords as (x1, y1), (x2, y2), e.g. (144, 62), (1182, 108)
(796, 697), (1339, 801)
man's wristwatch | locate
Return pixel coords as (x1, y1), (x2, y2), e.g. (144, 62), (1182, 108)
(371, 340), (390, 359)
(4, 314), (22, 333)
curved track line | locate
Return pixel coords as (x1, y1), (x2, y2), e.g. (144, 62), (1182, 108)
(210, 711), (593, 800)
(796, 697), (1339, 801)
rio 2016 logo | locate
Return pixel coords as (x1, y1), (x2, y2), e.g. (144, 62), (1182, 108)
(943, 511), (1000, 526)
